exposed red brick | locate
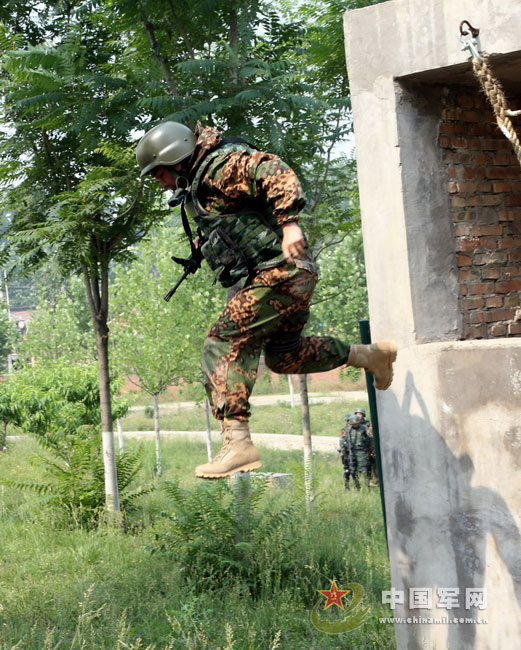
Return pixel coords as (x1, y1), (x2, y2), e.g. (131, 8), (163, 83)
(475, 154), (492, 165)
(492, 153), (513, 165)
(459, 268), (481, 282)
(486, 296), (503, 308)
(463, 325), (486, 339)
(508, 322), (521, 335)
(457, 237), (480, 252)
(471, 195), (502, 207)
(484, 308), (515, 323)
(482, 268), (501, 280)
(507, 195), (521, 207)
(498, 238), (520, 250)
(471, 224), (502, 236)
(492, 181), (512, 193)
(462, 110), (481, 122)
(463, 297), (485, 310)
(504, 295), (520, 307)
(508, 251), (521, 262)
(468, 282), (495, 295)
(452, 196), (467, 208)
(457, 95), (474, 108)
(495, 280), (521, 294)
(486, 167), (520, 179)
(479, 236), (498, 249)
(501, 265), (519, 277)
(469, 311), (485, 324)
(491, 324), (507, 337)
(462, 167), (477, 179)
(458, 255), (472, 267)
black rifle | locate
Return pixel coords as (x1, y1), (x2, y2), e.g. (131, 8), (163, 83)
(163, 248), (203, 302)
(163, 193), (204, 303)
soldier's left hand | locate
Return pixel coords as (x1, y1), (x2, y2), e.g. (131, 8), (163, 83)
(281, 222), (306, 263)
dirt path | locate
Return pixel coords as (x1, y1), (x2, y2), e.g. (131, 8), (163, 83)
(122, 429), (339, 453)
(128, 390), (368, 412)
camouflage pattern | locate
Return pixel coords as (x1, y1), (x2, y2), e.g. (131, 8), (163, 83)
(202, 263), (350, 421)
(339, 425), (358, 490)
(186, 124), (350, 423)
(339, 416), (373, 489)
(189, 125), (305, 226)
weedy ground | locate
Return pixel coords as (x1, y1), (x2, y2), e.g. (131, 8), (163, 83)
(0, 399), (394, 650)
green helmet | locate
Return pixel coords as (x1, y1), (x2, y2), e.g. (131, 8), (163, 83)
(136, 121), (197, 177)
(355, 407), (366, 417)
(344, 412), (353, 422)
(348, 415), (361, 426)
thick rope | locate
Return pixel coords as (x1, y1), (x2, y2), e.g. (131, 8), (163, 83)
(472, 53), (521, 167)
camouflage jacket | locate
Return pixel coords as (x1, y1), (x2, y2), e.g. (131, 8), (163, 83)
(187, 124), (306, 227)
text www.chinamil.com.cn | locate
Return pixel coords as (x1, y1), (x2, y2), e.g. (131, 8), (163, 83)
(379, 616), (488, 625)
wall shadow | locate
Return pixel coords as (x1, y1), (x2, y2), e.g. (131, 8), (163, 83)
(384, 371), (521, 650)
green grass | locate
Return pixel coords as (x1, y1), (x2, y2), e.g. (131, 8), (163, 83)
(0, 434), (394, 650)
(121, 400), (370, 437)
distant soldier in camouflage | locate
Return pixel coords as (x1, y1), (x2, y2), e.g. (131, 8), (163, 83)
(339, 413), (357, 490)
(342, 414), (372, 489)
(136, 121), (397, 478)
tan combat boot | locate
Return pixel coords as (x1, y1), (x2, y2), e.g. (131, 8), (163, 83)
(347, 341), (397, 390)
(195, 418), (262, 479)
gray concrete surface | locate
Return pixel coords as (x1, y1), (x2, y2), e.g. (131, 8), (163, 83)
(344, 1), (521, 648)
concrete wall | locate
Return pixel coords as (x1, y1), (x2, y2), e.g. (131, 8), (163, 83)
(344, 1), (521, 648)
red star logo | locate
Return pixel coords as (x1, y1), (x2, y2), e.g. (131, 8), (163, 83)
(318, 579), (349, 610)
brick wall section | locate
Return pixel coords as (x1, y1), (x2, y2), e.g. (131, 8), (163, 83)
(440, 87), (521, 339)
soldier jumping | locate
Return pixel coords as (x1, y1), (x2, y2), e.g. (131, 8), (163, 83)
(136, 121), (397, 479)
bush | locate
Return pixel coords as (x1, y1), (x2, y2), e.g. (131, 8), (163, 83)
(0, 362), (145, 527)
(5, 433), (151, 528)
(154, 478), (299, 597)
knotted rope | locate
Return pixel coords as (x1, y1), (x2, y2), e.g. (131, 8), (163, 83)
(460, 21), (521, 168)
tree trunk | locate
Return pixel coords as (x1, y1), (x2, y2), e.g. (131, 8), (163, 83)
(204, 397), (213, 461)
(298, 374), (314, 511)
(153, 392), (162, 476)
(116, 418), (124, 455)
(288, 375), (295, 408)
(83, 262), (121, 521)
(1, 421), (7, 451)
(96, 325), (121, 518)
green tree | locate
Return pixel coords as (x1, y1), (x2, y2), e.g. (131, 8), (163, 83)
(18, 284), (95, 366)
(0, 16), (166, 518)
(0, 302), (17, 374)
(111, 224), (225, 474)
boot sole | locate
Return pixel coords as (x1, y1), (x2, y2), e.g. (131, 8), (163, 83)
(374, 341), (397, 390)
(195, 460), (262, 479)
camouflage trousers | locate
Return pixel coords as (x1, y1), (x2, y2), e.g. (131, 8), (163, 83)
(202, 263), (350, 421)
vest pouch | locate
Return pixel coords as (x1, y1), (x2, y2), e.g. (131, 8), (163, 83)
(200, 226), (252, 287)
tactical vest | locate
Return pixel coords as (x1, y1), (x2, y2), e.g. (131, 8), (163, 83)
(182, 142), (286, 288)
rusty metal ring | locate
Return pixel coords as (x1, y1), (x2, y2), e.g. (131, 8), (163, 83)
(459, 20), (480, 39)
